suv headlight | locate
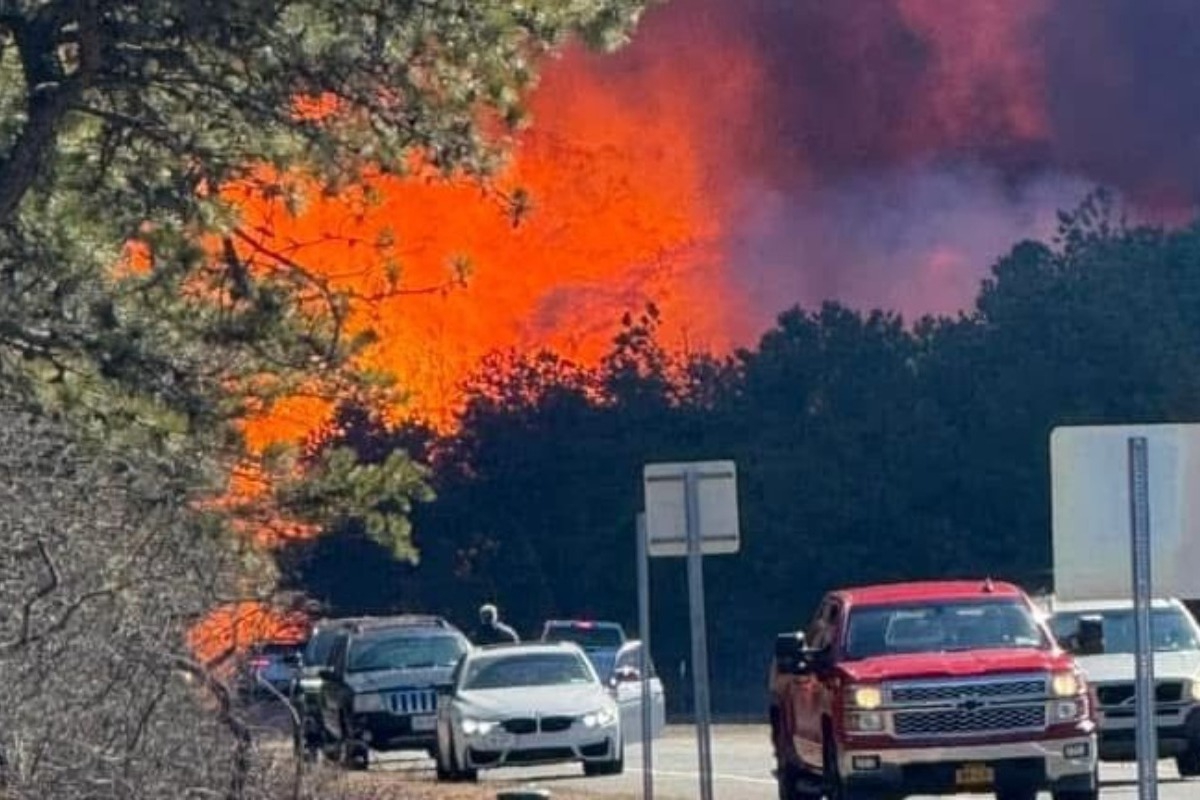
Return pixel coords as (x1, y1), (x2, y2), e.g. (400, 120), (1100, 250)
(582, 706), (618, 728)
(848, 685), (883, 710)
(461, 718), (498, 735)
(353, 693), (386, 713)
(1051, 671), (1081, 698)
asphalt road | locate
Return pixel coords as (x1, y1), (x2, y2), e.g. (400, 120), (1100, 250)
(460, 724), (1199, 799)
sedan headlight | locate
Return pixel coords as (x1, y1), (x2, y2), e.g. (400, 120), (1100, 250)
(461, 718), (499, 736)
(582, 706), (619, 728)
(848, 685), (883, 710)
(1051, 671), (1081, 698)
(352, 693), (386, 713)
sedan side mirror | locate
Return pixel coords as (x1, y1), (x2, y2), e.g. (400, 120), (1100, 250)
(611, 665), (641, 684)
(317, 667), (337, 682)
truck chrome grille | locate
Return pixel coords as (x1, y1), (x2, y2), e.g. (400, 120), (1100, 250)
(387, 688), (437, 715)
(886, 674), (1049, 738)
(889, 677), (1046, 704)
(1096, 681), (1183, 706)
(893, 705), (1046, 737)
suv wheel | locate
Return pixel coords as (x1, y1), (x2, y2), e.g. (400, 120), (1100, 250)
(1178, 745), (1200, 777)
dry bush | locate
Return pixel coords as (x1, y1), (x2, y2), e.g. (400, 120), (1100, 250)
(0, 400), (308, 800)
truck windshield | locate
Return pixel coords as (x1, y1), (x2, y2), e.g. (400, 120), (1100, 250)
(844, 600), (1048, 659)
(1049, 608), (1200, 654)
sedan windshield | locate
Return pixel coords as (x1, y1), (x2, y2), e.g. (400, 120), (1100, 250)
(461, 652), (595, 690)
(347, 634), (466, 673)
(1049, 608), (1200, 654)
(844, 600), (1048, 660)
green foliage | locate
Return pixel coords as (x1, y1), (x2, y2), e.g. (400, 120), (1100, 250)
(0, 0), (653, 545)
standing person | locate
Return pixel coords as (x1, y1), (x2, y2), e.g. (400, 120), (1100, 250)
(473, 603), (519, 645)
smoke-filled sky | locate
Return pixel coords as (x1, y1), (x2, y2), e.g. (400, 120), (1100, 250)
(598, 0), (1200, 323)
(234, 0), (1200, 434)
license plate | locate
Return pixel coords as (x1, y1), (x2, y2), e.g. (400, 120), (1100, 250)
(411, 714), (437, 732)
(955, 763), (994, 786)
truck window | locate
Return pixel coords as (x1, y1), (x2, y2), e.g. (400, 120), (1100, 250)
(843, 600), (1048, 660)
(1049, 607), (1200, 654)
(805, 598), (842, 651)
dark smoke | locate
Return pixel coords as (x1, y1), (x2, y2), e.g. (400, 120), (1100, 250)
(604, 0), (1200, 321)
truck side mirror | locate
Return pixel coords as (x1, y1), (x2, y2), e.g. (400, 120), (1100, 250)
(775, 632), (809, 675)
(1073, 617), (1105, 656)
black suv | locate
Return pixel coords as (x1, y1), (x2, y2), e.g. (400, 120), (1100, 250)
(317, 615), (470, 767)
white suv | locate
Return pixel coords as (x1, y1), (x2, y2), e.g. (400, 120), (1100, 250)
(1044, 596), (1200, 778)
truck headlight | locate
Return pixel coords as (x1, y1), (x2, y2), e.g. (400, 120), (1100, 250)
(1051, 671), (1080, 698)
(1190, 680), (1200, 703)
(461, 718), (498, 735)
(352, 693), (386, 713)
(849, 685), (883, 710)
(583, 706), (618, 728)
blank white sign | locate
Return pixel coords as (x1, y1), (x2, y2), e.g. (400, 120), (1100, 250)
(643, 461), (740, 558)
(1050, 424), (1200, 601)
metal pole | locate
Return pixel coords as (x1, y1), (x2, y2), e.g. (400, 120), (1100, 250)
(1129, 436), (1158, 800)
(637, 513), (654, 800)
(684, 468), (715, 800)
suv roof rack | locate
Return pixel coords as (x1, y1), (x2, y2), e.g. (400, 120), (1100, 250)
(348, 614), (451, 633)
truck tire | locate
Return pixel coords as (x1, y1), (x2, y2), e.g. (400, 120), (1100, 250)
(776, 761), (820, 800)
(1178, 746), (1200, 777)
(995, 790), (1037, 800)
(822, 725), (870, 800)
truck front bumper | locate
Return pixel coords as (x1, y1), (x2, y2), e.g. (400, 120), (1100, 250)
(1097, 705), (1200, 759)
(841, 735), (1097, 797)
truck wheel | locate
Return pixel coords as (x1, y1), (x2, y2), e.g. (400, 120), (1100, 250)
(776, 761), (820, 800)
(822, 730), (868, 800)
(996, 790), (1037, 800)
(1178, 746), (1200, 777)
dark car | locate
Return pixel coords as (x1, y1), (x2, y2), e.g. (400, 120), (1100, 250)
(540, 619), (627, 679)
(235, 641), (304, 700)
(318, 615), (471, 768)
(292, 617), (373, 756)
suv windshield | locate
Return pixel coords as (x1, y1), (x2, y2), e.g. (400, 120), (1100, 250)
(347, 633), (466, 673)
(1049, 607), (1200, 654)
(542, 625), (623, 650)
(462, 652), (595, 690)
(304, 629), (342, 666)
(844, 600), (1048, 659)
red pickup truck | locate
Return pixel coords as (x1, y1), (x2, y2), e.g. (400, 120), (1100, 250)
(769, 580), (1099, 800)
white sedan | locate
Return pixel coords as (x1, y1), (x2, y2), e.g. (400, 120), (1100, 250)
(435, 642), (624, 781)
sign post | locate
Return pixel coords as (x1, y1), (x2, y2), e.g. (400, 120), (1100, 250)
(1050, 424), (1200, 800)
(636, 513), (654, 800)
(1128, 437), (1158, 800)
(643, 461), (740, 800)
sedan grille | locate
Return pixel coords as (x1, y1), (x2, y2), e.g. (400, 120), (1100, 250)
(539, 716), (574, 733)
(894, 705), (1046, 737)
(502, 718), (537, 735)
(388, 689), (436, 715)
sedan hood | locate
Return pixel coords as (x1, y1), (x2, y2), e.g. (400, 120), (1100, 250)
(455, 684), (611, 718)
(841, 649), (1071, 683)
(345, 666), (453, 693)
(1075, 651), (1200, 683)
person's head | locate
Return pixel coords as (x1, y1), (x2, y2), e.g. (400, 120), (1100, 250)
(479, 604), (498, 625)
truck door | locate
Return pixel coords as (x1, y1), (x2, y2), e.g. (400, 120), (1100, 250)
(793, 597), (842, 771)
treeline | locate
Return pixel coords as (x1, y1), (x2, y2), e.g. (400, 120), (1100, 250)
(279, 195), (1200, 715)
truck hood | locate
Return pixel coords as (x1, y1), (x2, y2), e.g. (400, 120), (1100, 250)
(841, 649), (1070, 682)
(1074, 651), (1200, 683)
(345, 666), (453, 693)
